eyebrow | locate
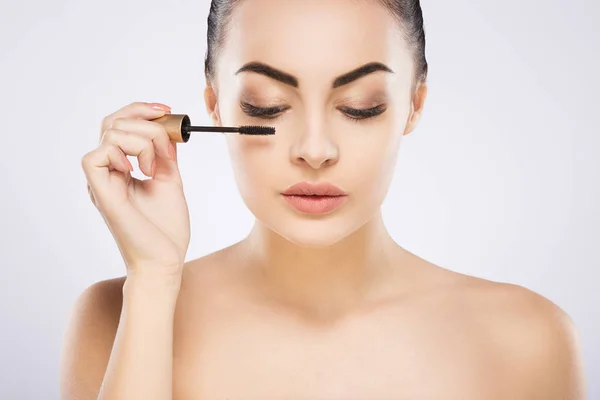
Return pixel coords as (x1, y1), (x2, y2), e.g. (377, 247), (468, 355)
(234, 61), (394, 89)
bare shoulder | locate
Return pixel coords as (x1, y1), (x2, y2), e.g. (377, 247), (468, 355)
(58, 245), (235, 364)
(62, 276), (127, 347)
(59, 276), (126, 399)
(62, 276), (127, 337)
(57, 248), (230, 399)
(448, 274), (586, 398)
(457, 276), (579, 343)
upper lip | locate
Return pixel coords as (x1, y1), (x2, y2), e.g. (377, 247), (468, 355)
(282, 182), (347, 196)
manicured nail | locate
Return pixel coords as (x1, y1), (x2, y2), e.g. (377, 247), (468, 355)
(150, 103), (171, 112)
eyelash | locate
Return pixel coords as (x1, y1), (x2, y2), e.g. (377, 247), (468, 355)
(339, 105), (387, 122)
(240, 102), (386, 122)
(240, 102), (288, 119)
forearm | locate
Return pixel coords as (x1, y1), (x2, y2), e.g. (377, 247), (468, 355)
(98, 272), (181, 400)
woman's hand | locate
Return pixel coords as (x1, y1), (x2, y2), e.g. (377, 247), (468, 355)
(81, 101), (190, 278)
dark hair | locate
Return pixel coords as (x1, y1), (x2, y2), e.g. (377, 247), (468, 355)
(204, 0), (428, 87)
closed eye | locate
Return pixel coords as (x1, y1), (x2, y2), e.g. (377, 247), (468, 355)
(338, 104), (387, 121)
(240, 101), (387, 122)
(240, 102), (289, 119)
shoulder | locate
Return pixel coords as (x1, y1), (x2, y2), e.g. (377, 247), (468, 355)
(66, 276), (127, 329)
(57, 252), (222, 399)
(465, 279), (579, 345)
(58, 246), (242, 399)
(59, 276), (126, 399)
(60, 246), (232, 340)
(73, 276), (127, 311)
(62, 276), (127, 343)
(457, 278), (586, 398)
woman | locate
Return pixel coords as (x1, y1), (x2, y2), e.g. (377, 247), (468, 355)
(60, 0), (586, 398)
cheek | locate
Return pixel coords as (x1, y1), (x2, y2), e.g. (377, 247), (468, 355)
(357, 143), (398, 181)
(340, 129), (402, 195)
(226, 137), (278, 195)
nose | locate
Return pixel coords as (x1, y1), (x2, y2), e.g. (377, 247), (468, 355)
(289, 122), (339, 169)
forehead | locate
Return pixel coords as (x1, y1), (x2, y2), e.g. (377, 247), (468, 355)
(218, 0), (412, 84)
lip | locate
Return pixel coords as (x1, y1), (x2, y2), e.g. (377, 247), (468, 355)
(281, 182), (348, 214)
(283, 182), (347, 196)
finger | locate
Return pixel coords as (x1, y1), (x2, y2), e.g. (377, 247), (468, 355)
(100, 102), (171, 140)
(81, 143), (135, 206)
(83, 143), (133, 175)
(109, 118), (182, 183)
(110, 118), (173, 162)
(100, 128), (155, 178)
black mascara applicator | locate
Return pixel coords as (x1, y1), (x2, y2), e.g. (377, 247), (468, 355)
(151, 114), (275, 143)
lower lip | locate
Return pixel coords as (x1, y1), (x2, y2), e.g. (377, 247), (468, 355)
(282, 195), (347, 214)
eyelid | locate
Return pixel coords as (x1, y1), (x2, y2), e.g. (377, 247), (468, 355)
(340, 103), (386, 110)
(239, 93), (288, 107)
(339, 104), (387, 114)
(240, 101), (289, 112)
(340, 104), (387, 121)
(239, 101), (290, 120)
(239, 101), (387, 121)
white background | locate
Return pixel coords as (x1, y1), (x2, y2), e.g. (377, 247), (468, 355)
(1, 0), (598, 398)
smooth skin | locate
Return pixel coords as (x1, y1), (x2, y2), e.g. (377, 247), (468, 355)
(62, 0), (586, 399)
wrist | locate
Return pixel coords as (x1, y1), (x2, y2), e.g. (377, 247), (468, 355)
(123, 269), (182, 303)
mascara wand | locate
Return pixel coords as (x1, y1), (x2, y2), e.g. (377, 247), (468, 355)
(151, 113), (275, 143)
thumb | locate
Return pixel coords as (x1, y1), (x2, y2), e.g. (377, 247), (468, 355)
(154, 139), (182, 184)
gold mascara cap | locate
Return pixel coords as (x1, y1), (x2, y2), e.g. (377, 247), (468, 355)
(151, 113), (191, 143)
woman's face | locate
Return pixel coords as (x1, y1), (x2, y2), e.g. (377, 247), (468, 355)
(205, 0), (426, 247)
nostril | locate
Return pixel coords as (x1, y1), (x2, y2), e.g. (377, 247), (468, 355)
(290, 136), (339, 169)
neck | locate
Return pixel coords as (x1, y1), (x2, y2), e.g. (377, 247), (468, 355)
(240, 210), (403, 320)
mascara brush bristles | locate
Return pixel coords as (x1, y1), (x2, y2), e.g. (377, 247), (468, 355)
(182, 125), (275, 135)
(238, 125), (276, 135)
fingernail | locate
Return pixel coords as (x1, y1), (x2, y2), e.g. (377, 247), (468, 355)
(168, 141), (176, 160)
(150, 103), (171, 112)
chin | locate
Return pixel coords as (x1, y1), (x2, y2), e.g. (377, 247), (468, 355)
(242, 192), (377, 247)
(256, 205), (369, 247)
(271, 222), (353, 247)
